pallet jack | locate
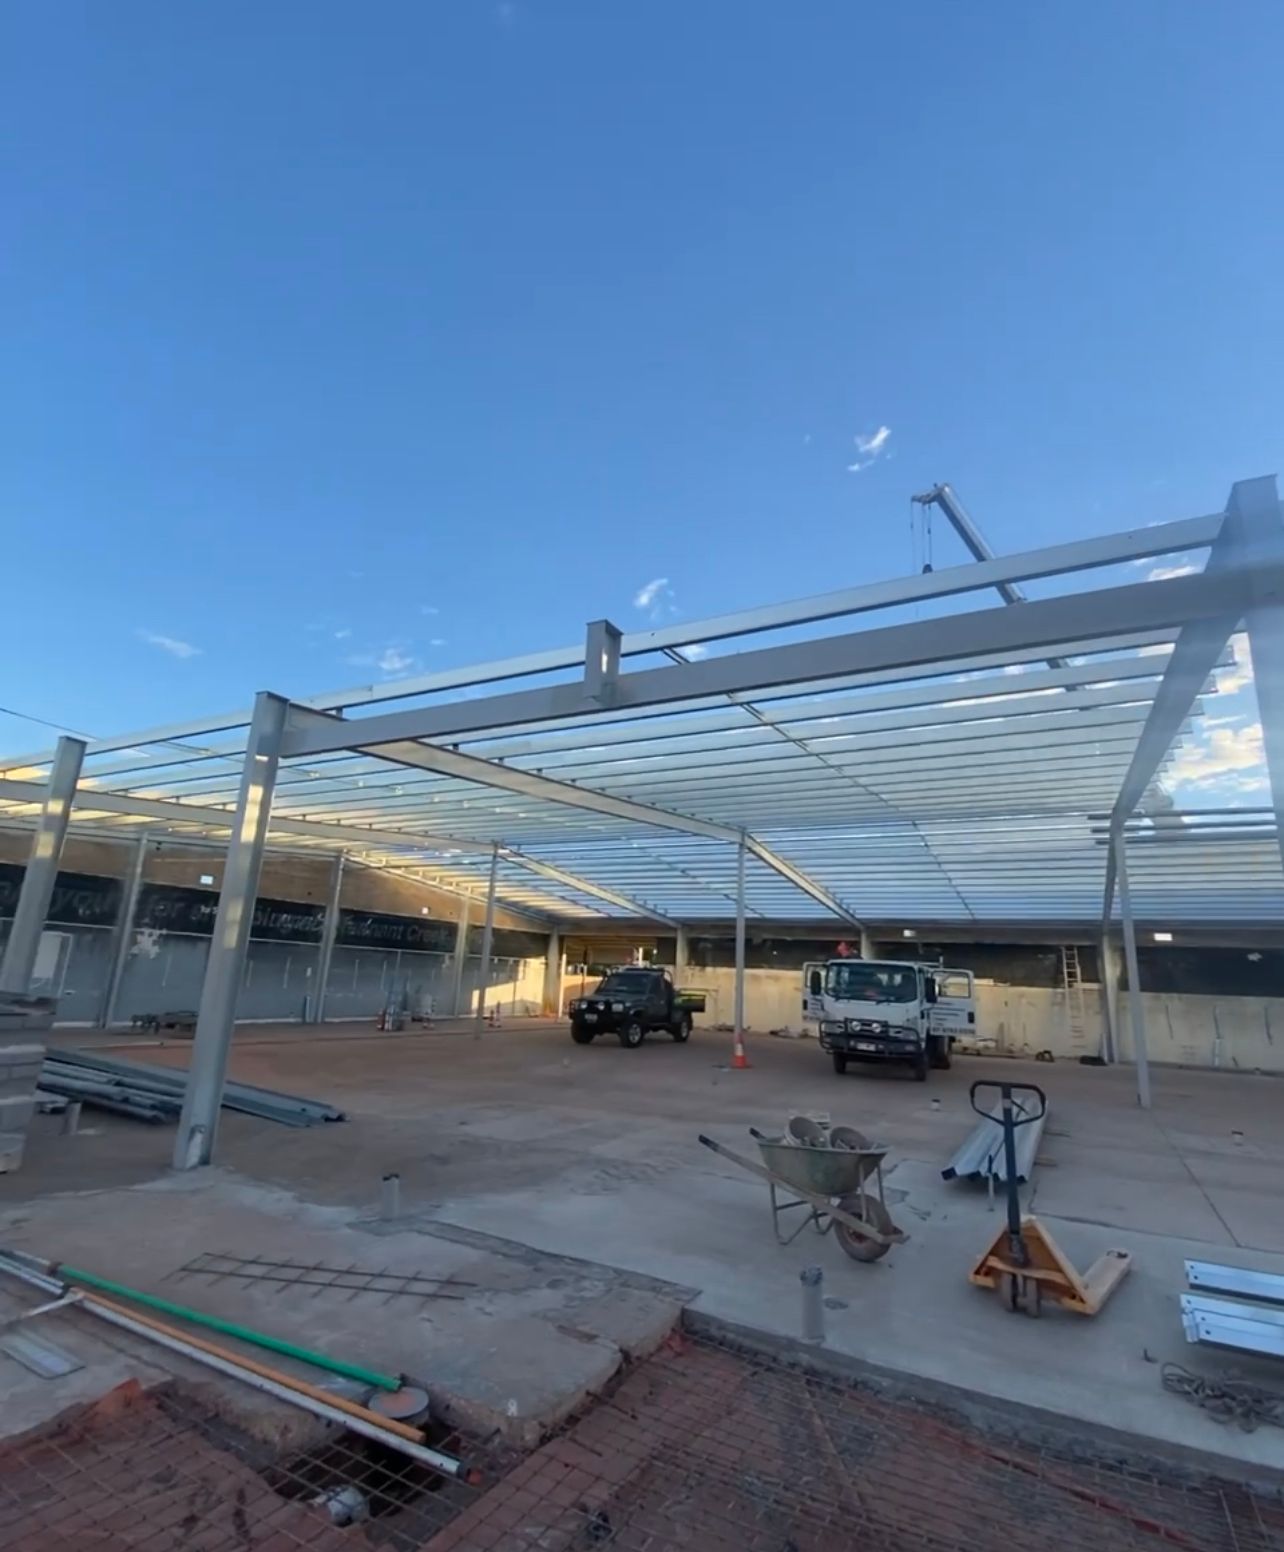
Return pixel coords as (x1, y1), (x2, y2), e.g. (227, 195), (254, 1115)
(968, 1080), (1131, 1318)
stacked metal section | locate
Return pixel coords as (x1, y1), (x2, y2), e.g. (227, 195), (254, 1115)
(0, 993), (56, 1172)
(1181, 1259), (1284, 1359)
(39, 1047), (344, 1129)
(941, 1093), (1048, 1186)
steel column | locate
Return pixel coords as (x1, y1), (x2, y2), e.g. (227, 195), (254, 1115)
(859, 928), (875, 960)
(674, 927), (689, 975)
(1099, 933), (1121, 1065)
(314, 853), (345, 1023)
(474, 843), (499, 1036)
(733, 833), (747, 1038)
(173, 694), (288, 1169)
(450, 899), (469, 1016)
(1112, 827), (1151, 1109)
(1229, 477), (1284, 870)
(98, 834), (149, 1027)
(542, 930), (563, 1016)
(0, 736), (86, 995)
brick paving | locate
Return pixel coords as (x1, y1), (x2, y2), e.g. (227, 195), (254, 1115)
(3, 1328), (1283, 1551)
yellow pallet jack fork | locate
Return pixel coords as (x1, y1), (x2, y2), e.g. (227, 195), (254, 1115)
(967, 1081), (1131, 1318)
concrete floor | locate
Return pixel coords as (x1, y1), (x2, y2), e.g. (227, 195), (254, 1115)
(4, 1021), (1284, 1475)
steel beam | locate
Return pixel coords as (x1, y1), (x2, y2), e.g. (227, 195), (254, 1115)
(0, 777), (487, 855)
(475, 844), (499, 1036)
(98, 833), (149, 1028)
(283, 570), (1253, 758)
(351, 738), (864, 925)
(1, 513), (1223, 771)
(173, 694), (288, 1169)
(499, 848), (679, 926)
(0, 737), (86, 995)
(314, 853), (345, 1023)
(1099, 932), (1121, 1064)
(1112, 825), (1151, 1109)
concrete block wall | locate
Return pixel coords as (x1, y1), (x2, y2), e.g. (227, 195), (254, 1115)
(679, 967), (1284, 1075)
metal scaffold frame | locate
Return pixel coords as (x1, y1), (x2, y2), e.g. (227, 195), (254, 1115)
(2, 477), (1281, 1149)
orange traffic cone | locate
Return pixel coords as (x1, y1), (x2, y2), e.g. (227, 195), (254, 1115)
(731, 1030), (751, 1070)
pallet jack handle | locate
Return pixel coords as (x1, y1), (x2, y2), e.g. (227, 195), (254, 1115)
(968, 1081), (1046, 1260)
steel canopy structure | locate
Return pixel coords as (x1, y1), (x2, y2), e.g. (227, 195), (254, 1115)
(2, 475), (1282, 1150)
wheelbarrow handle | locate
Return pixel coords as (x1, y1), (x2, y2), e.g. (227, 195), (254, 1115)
(969, 1080), (1046, 1124)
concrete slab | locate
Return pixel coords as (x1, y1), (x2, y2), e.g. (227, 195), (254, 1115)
(5, 1024), (1284, 1475)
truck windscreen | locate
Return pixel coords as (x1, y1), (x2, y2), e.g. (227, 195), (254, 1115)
(827, 964), (917, 1004)
(595, 972), (656, 996)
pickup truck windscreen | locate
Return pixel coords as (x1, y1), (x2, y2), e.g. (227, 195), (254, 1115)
(827, 964), (917, 1003)
(594, 972), (659, 996)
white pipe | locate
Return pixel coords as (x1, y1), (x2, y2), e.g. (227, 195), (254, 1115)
(0, 1256), (463, 1478)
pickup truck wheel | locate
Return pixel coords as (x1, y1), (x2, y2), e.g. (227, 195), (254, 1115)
(912, 1051), (929, 1082)
(618, 1022), (645, 1049)
(670, 1015), (692, 1043)
(570, 1026), (595, 1045)
(831, 1053), (848, 1075)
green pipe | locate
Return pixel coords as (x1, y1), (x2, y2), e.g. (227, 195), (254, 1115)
(54, 1262), (401, 1392)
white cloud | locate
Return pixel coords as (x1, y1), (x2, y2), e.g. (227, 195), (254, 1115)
(1165, 719), (1266, 794)
(136, 630), (201, 660)
(430, 638), (447, 647)
(847, 425), (892, 473)
(1217, 632), (1254, 694)
(634, 577), (669, 610)
(1146, 561), (1199, 581)
(377, 646), (416, 675)
(334, 627), (353, 640)
(674, 643), (708, 661)
(420, 605), (440, 616)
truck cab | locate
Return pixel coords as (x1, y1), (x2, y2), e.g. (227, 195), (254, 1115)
(803, 958), (975, 1081)
(569, 967), (696, 1049)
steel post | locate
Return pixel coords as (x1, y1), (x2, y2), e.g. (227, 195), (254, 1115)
(474, 843), (499, 1036)
(859, 928), (875, 960)
(314, 853), (345, 1023)
(0, 736), (86, 995)
(674, 926), (688, 974)
(450, 901), (469, 1017)
(1228, 477), (1284, 870)
(542, 930), (563, 1016)
(98, 834), (149, 1027)
(173, 693), (288, 1169)
(1099, 933), (1121, 1065)
(733, 832), (747, 1038)
(1112, 826), (1151, 1109)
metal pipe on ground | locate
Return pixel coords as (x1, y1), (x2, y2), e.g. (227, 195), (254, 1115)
(0, 1252), (465, 1478)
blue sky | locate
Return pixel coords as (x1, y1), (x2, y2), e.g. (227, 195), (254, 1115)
(3, 1), (1281, 798)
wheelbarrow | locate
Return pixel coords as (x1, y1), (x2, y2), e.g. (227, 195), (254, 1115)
(698, 1128), (907, 1263)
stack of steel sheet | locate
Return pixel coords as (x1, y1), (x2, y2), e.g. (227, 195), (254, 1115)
(0, 993), (56, 1172)
(1181, 1259), (1284, 1360)
(941, 1093), (1048, 1185)
(39, 1047), (344, 1128)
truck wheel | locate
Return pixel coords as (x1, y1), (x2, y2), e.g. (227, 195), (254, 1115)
(912, 1051), (929, 1082)
(928, 1035), (952, 1071)
(831, 1053), (848, 1075)
(571, 1026), (595, 1045)
(618, 1022), (645, 1049)
(670, 1015), (692, 1043)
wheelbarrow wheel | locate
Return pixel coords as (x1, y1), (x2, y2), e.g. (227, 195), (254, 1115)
(833, 1192), (895, 1263)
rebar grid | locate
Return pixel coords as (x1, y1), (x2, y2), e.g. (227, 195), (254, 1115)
(3, 1325), (1283, 1552)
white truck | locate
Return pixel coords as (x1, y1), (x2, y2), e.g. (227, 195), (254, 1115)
(802, 958), (976, 1082)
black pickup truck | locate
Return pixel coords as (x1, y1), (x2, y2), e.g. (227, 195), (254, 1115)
(569, 968), (698, 1049)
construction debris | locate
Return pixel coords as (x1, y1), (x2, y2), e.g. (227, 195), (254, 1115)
(38, 1047), (344, 1128)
